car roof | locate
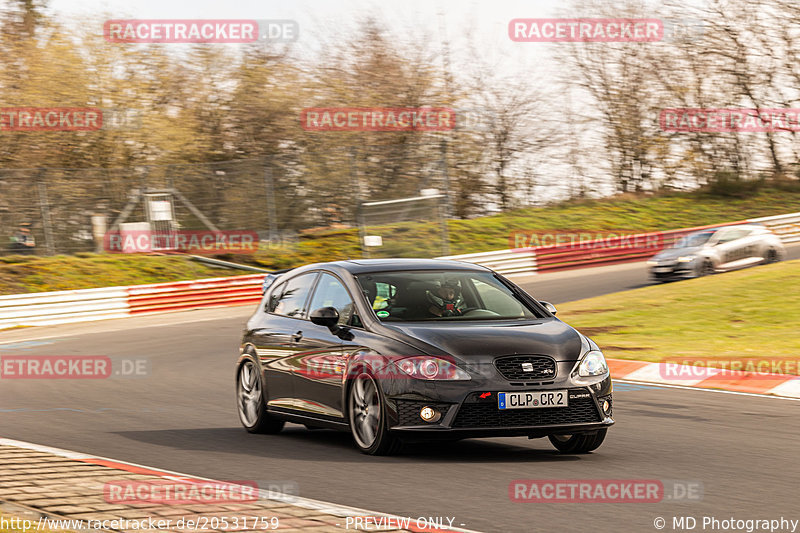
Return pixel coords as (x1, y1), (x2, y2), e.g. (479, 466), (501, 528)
(335, 258), (491, 274)
(286, 258), (491, 276)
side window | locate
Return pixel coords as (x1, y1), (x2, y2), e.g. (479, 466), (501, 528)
(715, 229), (747, 244)
(308, 273), (355, 326)
(271, 273), (317, 318)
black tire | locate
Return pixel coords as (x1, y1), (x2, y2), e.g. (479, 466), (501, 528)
(548, 429), (607, 454)
(699, 259), (715, 276)
(765, 248), (779, 264)
(237, 358), (285, 434)
(348, 372), (402, 455)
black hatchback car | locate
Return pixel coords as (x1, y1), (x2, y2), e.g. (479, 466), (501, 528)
(236, 259), (613, 455)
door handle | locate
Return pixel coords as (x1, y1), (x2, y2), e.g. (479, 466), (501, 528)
(292, 331), (303, 342)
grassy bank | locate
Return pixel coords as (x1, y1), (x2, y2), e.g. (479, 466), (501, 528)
(3, 186), (800, 294)
(557, 259), (800, 371)
(0, 254), (234, 295)
(248, 186), (800, 270)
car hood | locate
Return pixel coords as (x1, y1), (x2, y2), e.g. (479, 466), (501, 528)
(381, 319), (583, 362)
(652, 245), (703, 261)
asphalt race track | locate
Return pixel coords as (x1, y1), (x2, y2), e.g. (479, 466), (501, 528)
(2, 256), (799, 532)
(516, 242), (800, 304)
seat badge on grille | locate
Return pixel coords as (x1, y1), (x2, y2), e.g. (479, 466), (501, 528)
(521, 362), (534, 372)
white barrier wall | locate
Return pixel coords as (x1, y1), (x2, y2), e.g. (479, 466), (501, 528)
(0, 287), (130, 329)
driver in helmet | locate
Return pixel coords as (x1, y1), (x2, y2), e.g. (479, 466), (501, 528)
(426, 278), (465, 317)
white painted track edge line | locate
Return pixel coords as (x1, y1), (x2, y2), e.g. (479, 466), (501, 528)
(615, 379), (800, 401)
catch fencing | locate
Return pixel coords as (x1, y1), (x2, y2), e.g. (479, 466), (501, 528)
(0, 141), (454, 256)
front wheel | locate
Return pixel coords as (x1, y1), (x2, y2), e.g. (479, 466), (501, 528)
(548, 429), (606, 454)
(699, 259), (715, 276)
(348, 372), (401, 455)
(237, 358), (284, 434)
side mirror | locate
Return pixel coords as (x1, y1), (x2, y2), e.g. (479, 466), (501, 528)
(310, 306), (340, 330)
(261, 274), (277, 295)
(540, 301), (557, 315)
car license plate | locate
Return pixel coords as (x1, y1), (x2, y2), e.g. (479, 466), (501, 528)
(498, 390), (568, 410)
(654, 267), (673, 273)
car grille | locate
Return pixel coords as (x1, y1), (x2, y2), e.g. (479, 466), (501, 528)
(395, 400), (452, 426)
(494, 355), (557, 381)
(452, 394), (600, 428)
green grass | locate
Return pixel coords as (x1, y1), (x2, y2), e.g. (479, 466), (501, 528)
(247, 186), (800, 270)
(557, 259), (800, 371)
(0, 254), (235, 295)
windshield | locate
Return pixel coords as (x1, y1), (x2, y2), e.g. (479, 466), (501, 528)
(355, 270), (545, 321)
(672, 230), (715, 249)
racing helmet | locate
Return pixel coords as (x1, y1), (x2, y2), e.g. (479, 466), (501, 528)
(426, 278), (465, 316)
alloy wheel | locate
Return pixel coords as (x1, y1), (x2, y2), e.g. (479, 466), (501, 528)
(350, 373), (381, 449)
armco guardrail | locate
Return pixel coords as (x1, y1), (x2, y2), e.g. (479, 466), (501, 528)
(437, 249), (537, 276)
(0, 274), (265, 330)
(533, 222), (738, 273)
(2, 212), (799, 329)
(127, 274), (264, 314)
(0, 287), (130, 329)
(438, 213), (800, 275)
(750, 212), (800, 243)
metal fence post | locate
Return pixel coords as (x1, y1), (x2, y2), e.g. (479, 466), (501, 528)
(264, 162), (278, 244)
(439, 138), (451, 256)
(36, 171), (56, 256)
(350, 149), (369, 259)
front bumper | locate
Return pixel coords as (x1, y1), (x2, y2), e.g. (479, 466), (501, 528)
(649, 263), (696, 280)
(382, 372), (614, 438)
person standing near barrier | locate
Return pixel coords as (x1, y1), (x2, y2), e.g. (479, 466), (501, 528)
(9, 223), (36, 255)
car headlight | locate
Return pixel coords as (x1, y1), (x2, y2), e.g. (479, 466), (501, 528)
(577, 350), (608, 377)
(646, 259), (658, 266)
(677, 255), (695, 263)
(396, 356), (471, 380)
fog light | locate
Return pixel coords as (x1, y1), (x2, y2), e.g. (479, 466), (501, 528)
(602, 400), (611, 413)
(419, 406), (440, 423)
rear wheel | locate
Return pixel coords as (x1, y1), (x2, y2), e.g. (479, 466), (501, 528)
(348, 372), (401, 455)
(548, 429), (606, 454)
(765, 248), (779, 264)
(237, 358), (284, 434)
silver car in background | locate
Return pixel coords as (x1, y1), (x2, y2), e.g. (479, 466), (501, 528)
(647, 224), (785, 281)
